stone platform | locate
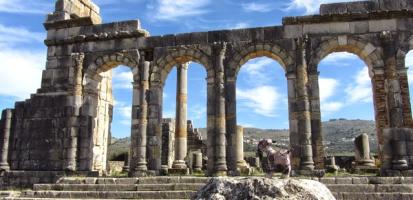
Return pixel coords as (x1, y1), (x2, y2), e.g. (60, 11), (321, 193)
(1, 176), (413, 199)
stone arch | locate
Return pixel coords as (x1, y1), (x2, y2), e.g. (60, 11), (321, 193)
(312, 36), (384, 74)
(80, 51), (140, 173)
(227, 43), (294, 78)
(151, 47), (213, 86)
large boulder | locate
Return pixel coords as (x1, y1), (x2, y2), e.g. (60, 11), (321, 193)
(193, 177), (335, 200)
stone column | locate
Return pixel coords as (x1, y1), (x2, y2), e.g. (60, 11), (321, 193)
(354, 133), (375, 167)
(206, 77), (216, 176)
(172, 63), (189, 169)
(213, 43), (228, 176)
(130, 60), (150, 176)
(0, 109), (12, 171)
(235, 126), (248, 169)
(193, 152), (203, 172)
(297, 38), (314, 171)
(397, 68), (413, 127)
(147, 79), (163, 173)
(64, 53), (84, 171)
(308, 70), (325, 169)
(225, 76), (237, 172)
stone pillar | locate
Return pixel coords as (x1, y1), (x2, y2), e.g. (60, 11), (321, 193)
(287, 72), (300, 169)
(213, 43), (228, 176)
(130, 60), (150, 176)
(206, 77), (216, 176)
(235, 126), (248, 169)
(0, 109), (12, 171)
(225, 77), (237, 172)
(64, 53), (84, 171)
(308, 70), (325, 169)
(397, 69), (413, 127)
(147, 80), (163, 173)
(297, 38), (314, 171)
(172, 63), (189, 169)
(193, 152), (203, 172)
(354, 133), (375, 167)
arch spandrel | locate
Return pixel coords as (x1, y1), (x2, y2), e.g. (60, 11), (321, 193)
(151, 46), (214, 86)
(311, 36), (384, 75)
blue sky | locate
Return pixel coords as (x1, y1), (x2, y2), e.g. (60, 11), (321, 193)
(0, 0), (413, 138)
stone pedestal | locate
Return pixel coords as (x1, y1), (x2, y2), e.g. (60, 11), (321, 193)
(325, 157), (339, 173)
(354, 133), (376, 167)
(235, 126), (249, 171)
(122, 152), (129, 173)
(0, 109), (12, 171)
(172, 63), (188, 170)
(193, 152), (203, 173)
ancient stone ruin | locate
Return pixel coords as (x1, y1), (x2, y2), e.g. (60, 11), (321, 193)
(1, 0), (413, 179)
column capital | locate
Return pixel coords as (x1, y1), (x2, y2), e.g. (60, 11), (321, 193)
(177, 62), (189, 70)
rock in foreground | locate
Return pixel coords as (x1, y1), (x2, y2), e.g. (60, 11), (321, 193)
(193, 177), (335, 200)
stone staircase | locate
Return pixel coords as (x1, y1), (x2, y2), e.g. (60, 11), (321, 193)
(3, 177), (209, 200)
(2, 176), (413, 200)
(319, 176), (413, 200)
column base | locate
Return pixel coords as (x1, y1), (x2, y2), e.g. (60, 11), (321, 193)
(392, 160), (409, 170)
(213, 170), (227, 177)
(168, 168), (189, 175)
(172, 160), (187, 169)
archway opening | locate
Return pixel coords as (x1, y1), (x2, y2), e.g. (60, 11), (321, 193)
(161, 61), (207, 171)
(236, 57), (289, 173)
(318, 52), (377, 173)
(106, 66), (133, 172)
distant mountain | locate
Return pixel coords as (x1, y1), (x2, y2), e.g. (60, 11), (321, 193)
(108, 119), (377, 160)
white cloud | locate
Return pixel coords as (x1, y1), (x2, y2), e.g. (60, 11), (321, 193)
(345, 67), (372, 103)
(287, 0), (358, 14)
(151, 0), (210, 21)
(112, 69), (133, 89)
(242, 58), (274, 86)
(189, 104), (206, 120)
(231, 22), (249, 29)
(321, 52), (360, 65)
(242, 2), (274, 12)
(319, 77), (339, 103)
(0, 24), (47, 100)
(322, 101), (344, 113)
(0, 24), (44, 48)
(0, 0), (51, 14)
(0, 48), (45, 100)
(237, 85), (279, 117)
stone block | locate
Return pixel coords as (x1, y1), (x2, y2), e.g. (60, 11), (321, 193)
(328, 22), (350, 34)
(346, 1), (377, 14)
(320, 3), (348, 15)
(263, 27), (283, 41)
(303, 24), (330, 34)
(349, 21), (369, 34)
(369, 19), (397, 33)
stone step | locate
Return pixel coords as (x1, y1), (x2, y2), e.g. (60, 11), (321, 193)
(333, 192), (413, 200)
(327, 184), (413, 193)
(56, 177), (209, 185)
(33, 183), (204, 191)
(317, 177), (413, 185)
(5, 198), (188, 200)
(22, 190), (196, 199)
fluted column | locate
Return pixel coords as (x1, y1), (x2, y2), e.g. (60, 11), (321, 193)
(172, 63), (189, 169)
(297, 38), (314, 171)
(225, 76), (237, 172)
(308, 70), (325, 169)
(130, 59), (150, 176)
(213, 43), (228, 175)
(0, 109), (12, 171)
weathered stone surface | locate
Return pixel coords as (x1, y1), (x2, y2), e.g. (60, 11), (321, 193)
(193, 177), (335, 200)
